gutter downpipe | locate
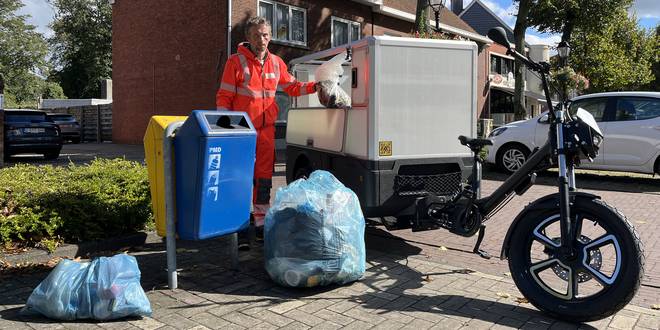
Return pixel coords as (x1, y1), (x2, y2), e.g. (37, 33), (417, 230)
(227, 0), (232, 59)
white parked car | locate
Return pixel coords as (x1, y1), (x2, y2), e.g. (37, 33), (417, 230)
(485, 92), (660, 174)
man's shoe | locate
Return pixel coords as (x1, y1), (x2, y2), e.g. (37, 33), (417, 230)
(238, 229), (250, 251)
(255, 226), (264, 242)
(238, 242), (250, 251)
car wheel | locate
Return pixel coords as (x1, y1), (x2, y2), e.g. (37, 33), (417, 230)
(44, 151), (60, 160)
(497, 144), (530, 173)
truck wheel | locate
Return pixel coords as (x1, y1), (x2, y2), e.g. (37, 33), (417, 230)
(497, 143), (529, 174)
(294, 166), (312, 181)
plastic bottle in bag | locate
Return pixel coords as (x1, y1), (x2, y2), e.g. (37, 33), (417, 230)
(315, 52), (351, 109)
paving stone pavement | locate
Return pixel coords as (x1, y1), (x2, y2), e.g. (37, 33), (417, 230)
(1, 234), (658, 330)
(1, 144), (659, 329)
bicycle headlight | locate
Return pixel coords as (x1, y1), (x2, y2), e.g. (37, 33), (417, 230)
(564, 108), (604, 162)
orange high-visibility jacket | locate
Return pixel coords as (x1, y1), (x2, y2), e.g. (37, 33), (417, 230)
(216, 43), (316, 129)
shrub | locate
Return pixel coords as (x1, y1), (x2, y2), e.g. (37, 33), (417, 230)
(0, 159), (153, 251)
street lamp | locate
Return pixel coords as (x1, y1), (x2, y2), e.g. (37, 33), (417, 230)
(428, 0), (446, 31)
(557, 41), (570, 61)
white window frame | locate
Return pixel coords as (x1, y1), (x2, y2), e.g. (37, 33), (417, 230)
(257, 0), (307, 46)
(331, 16), (361, 47)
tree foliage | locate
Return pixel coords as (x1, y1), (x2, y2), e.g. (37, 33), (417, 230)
(646, 25), (660, 91)
(528, 0), (633, 43)
(569, 9), (656, 92)
(48, 0), (112, 99)
(0, 0), (57, 108)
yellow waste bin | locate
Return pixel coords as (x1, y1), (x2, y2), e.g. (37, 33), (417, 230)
(144, 116), (187, 236)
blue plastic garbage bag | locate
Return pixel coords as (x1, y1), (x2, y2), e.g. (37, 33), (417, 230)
(265, 170), (366, 287)
(23, 254), (152, 320)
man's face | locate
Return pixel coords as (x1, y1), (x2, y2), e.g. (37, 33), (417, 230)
(246, 24), (271, 54)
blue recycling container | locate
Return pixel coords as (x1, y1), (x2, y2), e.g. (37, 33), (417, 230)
(174, 110), (256, 240)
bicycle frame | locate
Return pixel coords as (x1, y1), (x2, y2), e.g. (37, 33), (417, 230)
(463, 31), (578, 256)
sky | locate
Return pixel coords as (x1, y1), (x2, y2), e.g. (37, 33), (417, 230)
(16, 0), (660, 45)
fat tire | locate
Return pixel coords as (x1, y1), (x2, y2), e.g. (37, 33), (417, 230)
(507, 198), (644, 322)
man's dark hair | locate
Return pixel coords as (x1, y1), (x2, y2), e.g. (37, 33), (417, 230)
(244, 16), (271, 36)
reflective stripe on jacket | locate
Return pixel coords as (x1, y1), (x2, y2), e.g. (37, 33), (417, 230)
(216, 43), (316, 128)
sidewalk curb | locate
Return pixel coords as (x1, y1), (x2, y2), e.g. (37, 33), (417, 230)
(0, 231), (162, 265)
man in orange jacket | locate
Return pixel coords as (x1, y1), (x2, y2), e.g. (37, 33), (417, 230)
(217, 16), (317, 244)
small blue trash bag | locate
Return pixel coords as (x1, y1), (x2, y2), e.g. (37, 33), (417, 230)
(22, 254), (152, 320)
(264, 170), (366, 287)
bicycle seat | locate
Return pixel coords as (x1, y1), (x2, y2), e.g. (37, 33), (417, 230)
(458, 135), (493, 152)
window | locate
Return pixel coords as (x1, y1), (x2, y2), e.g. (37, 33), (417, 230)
(614, 97), (660, 121)
(331, 17), (360, 47)
(569, 98), (607, 122)
(490, 89), (514, 114)
(258, 1), (306, 45)
(490, 55), (514, 75)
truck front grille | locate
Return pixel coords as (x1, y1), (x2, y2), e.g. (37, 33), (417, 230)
(394, 172), (462, 197)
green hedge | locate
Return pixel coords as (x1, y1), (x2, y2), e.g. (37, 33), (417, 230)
(0, 159), (153, 251)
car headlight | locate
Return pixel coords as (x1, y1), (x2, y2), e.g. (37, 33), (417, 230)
(489, 127), (507, 137)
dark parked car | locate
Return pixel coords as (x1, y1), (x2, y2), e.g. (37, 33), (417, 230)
(3, 109), (63, 160)
(47, 113), (81, 143)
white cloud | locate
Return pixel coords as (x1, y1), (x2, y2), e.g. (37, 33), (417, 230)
(525, 33), (561, 47)
(633, 0), (660, 19)
(17, 0), (55, 37)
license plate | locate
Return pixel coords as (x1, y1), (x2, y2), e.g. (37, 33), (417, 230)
(24, 128), (45, 134)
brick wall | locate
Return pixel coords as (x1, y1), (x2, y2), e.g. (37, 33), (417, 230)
(477, 48), (488, 119)
(112, 0), (227, 143)
(112, 0), (477, 143)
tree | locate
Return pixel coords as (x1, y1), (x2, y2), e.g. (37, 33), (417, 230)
(527, 0), (632, 45)
(414, 0), (431, 35)
(569, 9), (655, 92)
(646, 25), (659, 91)
(0, 0), (54, 108)
(513, 0), (533, 120)
(49, 0), (112, 99)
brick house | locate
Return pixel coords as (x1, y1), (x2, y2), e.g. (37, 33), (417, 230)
(112, 0), (491, 143)
(455, 0), (551, 126)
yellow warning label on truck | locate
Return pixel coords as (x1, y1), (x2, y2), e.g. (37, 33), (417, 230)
(379, 141), (392, 156)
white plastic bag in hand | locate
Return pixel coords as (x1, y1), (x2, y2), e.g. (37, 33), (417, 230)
(315, 52), (351, 109)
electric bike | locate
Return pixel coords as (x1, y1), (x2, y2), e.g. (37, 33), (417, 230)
(408, 27), (644, 322)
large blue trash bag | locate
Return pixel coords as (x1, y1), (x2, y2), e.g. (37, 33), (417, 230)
(264, 170), (366, 287)
(23, 254), (152, 320)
